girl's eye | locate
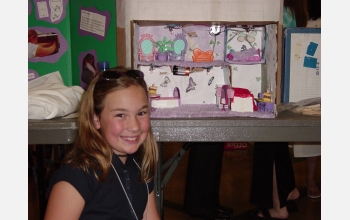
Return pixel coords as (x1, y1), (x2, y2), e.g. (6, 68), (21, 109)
(138, 111), (148, 116)
(116, 114), (124, 118)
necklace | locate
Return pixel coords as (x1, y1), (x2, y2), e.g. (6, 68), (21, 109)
(116, 154), (128, 157)
(110, 158), (149, 220)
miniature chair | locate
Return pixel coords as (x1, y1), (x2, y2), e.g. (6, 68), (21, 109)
(169, 33), (187, 61)
(257, 102), (266, 112)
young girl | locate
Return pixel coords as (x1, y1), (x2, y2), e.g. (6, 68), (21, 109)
(44, 68), (160, 220)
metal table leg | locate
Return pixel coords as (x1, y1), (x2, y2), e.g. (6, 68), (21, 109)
(35, 145), (46, 220)
(155, 142), (163, 218)
(155, 142), (192, 219)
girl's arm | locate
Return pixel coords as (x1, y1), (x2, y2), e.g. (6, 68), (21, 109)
(44, 181), (85, 220)
(143, 190), (161, 220)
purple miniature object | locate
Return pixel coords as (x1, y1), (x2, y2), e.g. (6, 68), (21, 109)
(257, 101), (274, 114)
(226, 48), (261, 63)
(265, 102), (274, 113)
(258, 102), (265, 112)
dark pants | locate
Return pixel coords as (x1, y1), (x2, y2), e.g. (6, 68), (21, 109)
(184, 142), (224, 215)
(250, 142), (296, 209)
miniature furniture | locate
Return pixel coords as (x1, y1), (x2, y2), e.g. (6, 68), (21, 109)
(226, 48), (261, 62)
(192, 48), (214, 62)
(138, 33), (157, 61)
(168, 33), (187, 61)
(257, 101), (275, 113)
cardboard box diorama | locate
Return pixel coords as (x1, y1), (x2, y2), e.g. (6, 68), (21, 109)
(133, 21), (278, 115)
(28, 0), (116, 88)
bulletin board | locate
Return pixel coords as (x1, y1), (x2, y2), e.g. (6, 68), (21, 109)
(282, 28), (321, 103)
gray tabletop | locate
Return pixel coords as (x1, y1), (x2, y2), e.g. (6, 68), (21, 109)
(28, 111), (321, 144)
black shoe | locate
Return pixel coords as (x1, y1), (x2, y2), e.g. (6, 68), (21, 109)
(189, 212), (232, 220)
(286, 200), (298, 213)
(217, 204), (234, 215)
(249, 207), (288, 220)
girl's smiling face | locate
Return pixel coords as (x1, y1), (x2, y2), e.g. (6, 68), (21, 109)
(93, 85), (150, 155)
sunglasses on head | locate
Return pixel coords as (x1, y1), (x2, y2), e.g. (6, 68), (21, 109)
(99, 69), (144, 81)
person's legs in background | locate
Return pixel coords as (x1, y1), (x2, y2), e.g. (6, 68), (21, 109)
(306, 156), (321, 198)
(292, 143), (321, 199)
(184, 142), (233, 220)
(250, 142), (299, 219)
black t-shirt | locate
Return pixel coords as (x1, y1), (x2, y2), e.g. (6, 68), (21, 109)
(47, 154), (154, 220)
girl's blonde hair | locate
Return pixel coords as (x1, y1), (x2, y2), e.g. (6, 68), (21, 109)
(63, 67), (158, 183)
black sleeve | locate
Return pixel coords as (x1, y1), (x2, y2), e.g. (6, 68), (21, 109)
(46, 164), (98, 203)
(147, 178), (155, 194)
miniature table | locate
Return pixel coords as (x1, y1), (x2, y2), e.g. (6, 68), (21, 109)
(28, 110), (320, 219)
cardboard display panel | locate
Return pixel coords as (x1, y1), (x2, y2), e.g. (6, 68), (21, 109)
(28, 0), (116, 87)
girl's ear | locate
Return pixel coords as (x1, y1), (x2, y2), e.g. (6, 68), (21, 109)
(93, 114), (101, 129)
